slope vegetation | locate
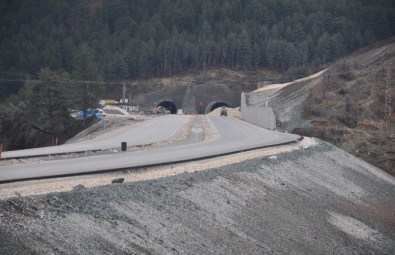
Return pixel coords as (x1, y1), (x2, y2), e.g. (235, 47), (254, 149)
(296, 38), (395, 175)
(250, 37), (395, 175)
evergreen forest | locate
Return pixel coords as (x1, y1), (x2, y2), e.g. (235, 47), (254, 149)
(1, 0), (395, 83)
(1, 0), (395, 150)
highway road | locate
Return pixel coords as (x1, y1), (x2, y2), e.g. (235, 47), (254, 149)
(1, 115), (191, 159)
(0, 116), (301, 182)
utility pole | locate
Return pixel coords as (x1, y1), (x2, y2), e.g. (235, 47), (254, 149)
(122, 82), (127, 104)
(83, 83), (87, 127)
(383, 63), (392, 133)
(323, 75), (329, 99)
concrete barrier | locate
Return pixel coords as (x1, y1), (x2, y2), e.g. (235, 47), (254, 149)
(240, 92), (276, 130)
(121, 142), (127, 151)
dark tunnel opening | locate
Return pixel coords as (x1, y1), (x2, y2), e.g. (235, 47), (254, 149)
(156, 101), (178, 114)
(205, 101), (229, 114)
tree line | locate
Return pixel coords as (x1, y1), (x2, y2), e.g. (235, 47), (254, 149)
(0, 0), (394, 150)
(0, 0), (394, 84)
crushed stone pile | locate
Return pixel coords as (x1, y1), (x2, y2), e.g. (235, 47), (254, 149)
(103, 105), (130, 115)
(208, 107), (241, 118)
(0, 141), (394, 254)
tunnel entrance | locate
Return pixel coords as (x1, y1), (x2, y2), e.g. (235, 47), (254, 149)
(155, 100), (178, 114)
(205, 101), (229, 114)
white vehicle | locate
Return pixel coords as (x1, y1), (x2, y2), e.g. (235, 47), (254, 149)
(96, 109), (106, 117)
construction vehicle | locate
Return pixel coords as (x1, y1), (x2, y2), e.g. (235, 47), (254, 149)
(220, 106), (227, 116)
(154, 106), (166, 115)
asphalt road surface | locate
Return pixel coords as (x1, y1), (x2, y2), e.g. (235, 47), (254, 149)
(1, 115), (191, 159)
(0, 116), (300, 182)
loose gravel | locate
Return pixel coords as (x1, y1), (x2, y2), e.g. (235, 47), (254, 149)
(0, 140), (394, 255)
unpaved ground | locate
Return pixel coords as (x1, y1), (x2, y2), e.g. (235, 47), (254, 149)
(0, 140), (394, 254)
(295, 39), (395, 175)
(247, 38), (395, 176)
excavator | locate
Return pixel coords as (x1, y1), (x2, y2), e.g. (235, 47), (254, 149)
(220, 106), (227, 116)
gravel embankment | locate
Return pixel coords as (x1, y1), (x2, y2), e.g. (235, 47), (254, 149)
(0, 140), (394, 254)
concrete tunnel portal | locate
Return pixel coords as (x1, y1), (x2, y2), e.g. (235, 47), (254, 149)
(205, 101), (229, 114)
(155, 100), (178, 114)
(136, 83), (240, 115)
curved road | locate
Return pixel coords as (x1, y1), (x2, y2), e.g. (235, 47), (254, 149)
(0, 116), (301, 182)
(1, 115), (191, 159)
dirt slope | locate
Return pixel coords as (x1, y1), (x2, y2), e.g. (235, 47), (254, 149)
(295, 38), (395, 175)
(249, 37), (395, 175)
(0, 142), (394, 254)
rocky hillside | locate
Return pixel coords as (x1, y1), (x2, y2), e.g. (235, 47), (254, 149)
(295, 37), (395, 176)
(248, 37), (395, 176)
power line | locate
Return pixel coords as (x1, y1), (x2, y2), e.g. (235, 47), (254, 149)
(0, 78), (126, 86)
(0, 64), (389, 84)
(383, 62), (392, 132)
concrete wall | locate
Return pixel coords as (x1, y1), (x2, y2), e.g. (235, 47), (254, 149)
(194, 83), (240, 114)
(182, 86), (198, 114)
(241, 92), (276, 130)
(135, 85), (188, 112)
(135, 83), (241, 114)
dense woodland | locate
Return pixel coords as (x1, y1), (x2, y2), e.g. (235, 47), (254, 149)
(0, 0), (395, 149)
(1, 0), (395, 82)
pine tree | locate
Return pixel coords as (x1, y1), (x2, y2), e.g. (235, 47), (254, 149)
(1, 0), (395, 80)
(226, 32), (237, 68)
(316, 32), (333, 63)
(238, 29), (252, 70)
(73, 43), (98, 81)
(139, 43), (150, 78)
(72, 43), (101, 120)
(252, 43), (261, 69)
(26, 68), (72, 143)
(113, 53), (128, 80)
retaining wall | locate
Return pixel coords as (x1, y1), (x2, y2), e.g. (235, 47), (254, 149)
(241, 92), (276, 130)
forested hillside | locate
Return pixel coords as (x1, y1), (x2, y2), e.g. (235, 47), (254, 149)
(1, 0), (394, 84)
(1, 0), (395, 150)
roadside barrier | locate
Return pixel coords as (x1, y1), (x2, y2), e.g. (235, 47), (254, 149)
(121, 142), (127, 151)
